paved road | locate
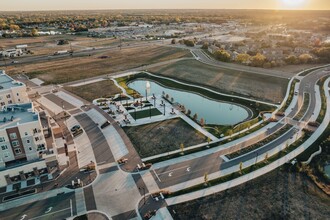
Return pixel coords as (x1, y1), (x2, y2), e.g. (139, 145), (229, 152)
(0, 40), (167, 67)
(0, 192), (76, 220)
(75, 113), (115, 166)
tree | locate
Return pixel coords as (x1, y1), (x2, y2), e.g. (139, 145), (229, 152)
(9, 24), (20, 30)
(193, 113), (198, 121)
(186, 109), (191, 116)
(201, 42), (208, 49)
(298, 54), (313, 64)
(285, 55), (298, 64)
(264, 153), (269, 162)
(227, 129), (233, 137)
(171, 39), (176, 44)
(251, 53), (266, 67)
(236, 53), (251, 64)
(183, 39), (195, 47)
(180, 143), (184, 154)
(207, 137), (211, 145)
(213, 49), (231, 62)
(200, 118), (205, 126)
(239, 162), (243, 174)
(31, 28), (39, 36)
(204, 172), (208, 186)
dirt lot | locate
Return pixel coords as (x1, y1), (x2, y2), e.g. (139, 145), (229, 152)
(123, 118), (206, 158)
(5, 46), (191, 84)
(64, 79), (121, 102)
(149, 60), (289, 103)
(170, 168), (330, 220)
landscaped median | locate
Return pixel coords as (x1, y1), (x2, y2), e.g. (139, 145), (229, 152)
(164, 75), (330, 204)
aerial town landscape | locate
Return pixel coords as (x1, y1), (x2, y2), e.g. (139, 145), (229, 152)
(0, 0), (330, 220)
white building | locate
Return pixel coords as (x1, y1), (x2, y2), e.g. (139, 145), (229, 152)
(0, 70), (57, 188)
(0, 70), (29, 106)
(0, 48), (23, 57)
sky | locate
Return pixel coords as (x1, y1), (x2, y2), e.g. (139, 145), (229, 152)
(1, 0), (330, 11)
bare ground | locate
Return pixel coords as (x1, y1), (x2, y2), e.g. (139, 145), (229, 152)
(64, 79), (121, 102)
(123, 118), (206, 158)
(149, 60), (289, 103)
(5, 46), (191, 84)
(169, 168), (330, 220)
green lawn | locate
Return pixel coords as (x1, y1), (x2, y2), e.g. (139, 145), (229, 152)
(129, 108), (162, 120)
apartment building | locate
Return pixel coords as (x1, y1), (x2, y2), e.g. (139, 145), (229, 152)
(0, 70), (29, 106)
(0, 103), (46, 168)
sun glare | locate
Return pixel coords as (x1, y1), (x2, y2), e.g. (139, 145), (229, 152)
(281, 0), (306, 9)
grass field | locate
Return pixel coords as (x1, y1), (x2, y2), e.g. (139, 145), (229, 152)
(129, 108), (162, 120)
(123, 118), (206, 158)
(149, 59), (289, 103)
(5, 46), (191, 84)
(169, 168), (330, 220)
(64, 79), (121, 102)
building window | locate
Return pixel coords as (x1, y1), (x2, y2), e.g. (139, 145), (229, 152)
(17, 93), (19, 96)
(0, 137), (5, 142)
(8, 100), (12, 104)
(0, 102), (5, 106)
(6, 94), (10, 99)
(1, 145), (8, 150)
(12, 140), (19, 147)
(3, 152), (10, 158)
(18, 99), (21, 102)
(29, 147), (33, 151)
(25, 132), (28, 136)
(14, 148), (22, 154)
(9, 133), (17, 139)
(26, 139), (30, 144)
(35, 137), (39, 141)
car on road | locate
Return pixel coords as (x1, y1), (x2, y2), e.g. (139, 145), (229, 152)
(11, 60), (19, 64)
(71, 125), (81, 132)
(100, 120), (111, 129)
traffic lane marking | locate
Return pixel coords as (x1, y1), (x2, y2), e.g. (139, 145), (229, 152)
(29, 207), (71, 220)
(156, 165), (190, 176)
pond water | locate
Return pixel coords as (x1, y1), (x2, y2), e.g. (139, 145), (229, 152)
(127, 79), (250, 125)
(325, 164), (330, 178)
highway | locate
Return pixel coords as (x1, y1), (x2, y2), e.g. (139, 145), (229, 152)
(0, 40), (166, 67)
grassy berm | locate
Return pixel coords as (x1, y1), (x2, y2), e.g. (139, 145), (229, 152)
(169, 167), (330, 220)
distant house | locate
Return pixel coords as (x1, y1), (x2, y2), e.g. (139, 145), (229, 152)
(262, 48), (283, 61)
(294, 47), (310, 55)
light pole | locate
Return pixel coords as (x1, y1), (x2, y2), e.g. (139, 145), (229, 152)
(163, 103), (165, 116)
(145, 81), (150, 102)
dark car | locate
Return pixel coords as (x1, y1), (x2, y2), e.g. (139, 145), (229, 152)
(71, 125), (81, 132)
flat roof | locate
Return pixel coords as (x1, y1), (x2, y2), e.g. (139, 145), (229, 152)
(0, 70), (25, 90)
(0, 103), (39, 129)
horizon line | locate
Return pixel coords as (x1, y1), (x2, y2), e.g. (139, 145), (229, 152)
(1, 8), (330, 12)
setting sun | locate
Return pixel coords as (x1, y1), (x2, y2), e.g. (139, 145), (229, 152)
(281, 0), (307, 8)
